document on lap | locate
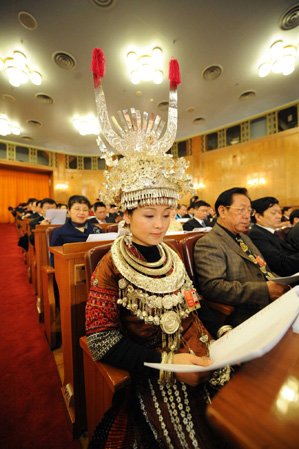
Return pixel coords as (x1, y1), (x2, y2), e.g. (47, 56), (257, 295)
(86, 232), (118, 242)
(268, 272), (299, 285)
(45, 209), (67, 224)
(145, 286), (299, 373)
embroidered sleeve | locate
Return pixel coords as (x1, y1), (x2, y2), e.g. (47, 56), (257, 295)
(86, 330), (123, 361)
(85, 252), (121, 335)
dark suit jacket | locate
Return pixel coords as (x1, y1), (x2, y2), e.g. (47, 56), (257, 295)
(183, 218), (210, 231)
(287, 223), (299, 252)
(29, 215), (45, 245)
(50, 218), (102, 266)
(248, 225), (299, 277)
(194, 223), (273, 327)
(88, 216), (115, 224)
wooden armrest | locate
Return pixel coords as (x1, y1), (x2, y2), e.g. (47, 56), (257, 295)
(80, 336), (130, 392)
(207, 301), (235, 316)
(41, 265), (55, 275)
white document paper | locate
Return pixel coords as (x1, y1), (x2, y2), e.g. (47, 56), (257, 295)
(45, 209), (67, 224)
(145, 286), (299, 373)
(270, 272), (299, 285)
(86, 232), (118, 242)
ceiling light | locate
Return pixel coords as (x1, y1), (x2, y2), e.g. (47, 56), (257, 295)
(258, 62), (271, 78)
(73, 114), (100, 136)
(258, 40), (298, 77)
(127, 47), (163, 84)
(127, 51), (138, 69)
(0, 50), (42, 87)
(0, 115), (20, 136)
(153, 70), (163, 84)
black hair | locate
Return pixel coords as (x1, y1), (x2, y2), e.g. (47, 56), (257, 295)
(289, 209), (299, 225)
(177, 204), (188, 210)
(27, 198), (38, 204)
(250, 197), (279, 223)
(282, 206), (292, 215)
(215, 187), (249, 217)
(93, 201), (106, 211)
(194, 200), (210, 209)
(40, 198), (57, 208)
(68, 195), (91, 209)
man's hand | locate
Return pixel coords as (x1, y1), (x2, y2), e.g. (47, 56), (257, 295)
(40, 219), (51, 225)
(267, 281), (288, 301)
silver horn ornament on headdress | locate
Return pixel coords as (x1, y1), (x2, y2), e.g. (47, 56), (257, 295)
(91, 48), (194, 210)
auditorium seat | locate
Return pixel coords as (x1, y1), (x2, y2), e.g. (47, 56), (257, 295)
(41, 226), (59, 348)
(106, 223), (118, 233)
(82, 242), (131, 439)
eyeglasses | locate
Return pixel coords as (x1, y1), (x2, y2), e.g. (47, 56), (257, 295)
(226, 206), (256, 216)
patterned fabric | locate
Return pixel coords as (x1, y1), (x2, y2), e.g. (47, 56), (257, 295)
(85, 258), (120, 335)
(86, 330), (123, 361)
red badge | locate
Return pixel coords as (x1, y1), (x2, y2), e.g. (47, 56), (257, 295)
(184, 289), (201, 311)
(256, 255), (265, 266)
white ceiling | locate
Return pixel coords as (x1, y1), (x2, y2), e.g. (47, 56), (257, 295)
(0, 0), (298, 156)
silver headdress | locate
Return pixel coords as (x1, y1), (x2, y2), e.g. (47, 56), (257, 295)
(91, 48), (194, 210)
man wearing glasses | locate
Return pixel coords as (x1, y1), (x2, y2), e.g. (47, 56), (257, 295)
(248, 197), (299, 277)
(194, 187), (287, 327)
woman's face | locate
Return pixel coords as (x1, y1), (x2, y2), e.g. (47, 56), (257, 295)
(69, 202), (90, 224)
(124, 204), (171, 246)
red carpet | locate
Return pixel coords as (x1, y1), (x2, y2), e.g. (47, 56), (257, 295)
(0, 224), (81, 449)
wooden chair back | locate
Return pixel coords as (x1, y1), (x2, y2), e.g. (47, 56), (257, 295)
(45, 227), (58, 264)
(84, 243), (112, 295)
(106, 223), (118, 233)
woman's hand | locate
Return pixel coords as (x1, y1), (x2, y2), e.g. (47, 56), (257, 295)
(40, 219), (51, 225)
(172, 353), (213, 387)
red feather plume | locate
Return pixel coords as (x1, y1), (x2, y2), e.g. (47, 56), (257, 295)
(169, 58), (181, 89)
(91, 48), (106, 87)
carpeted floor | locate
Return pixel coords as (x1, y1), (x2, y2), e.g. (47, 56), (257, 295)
(0, 224), (81, 449)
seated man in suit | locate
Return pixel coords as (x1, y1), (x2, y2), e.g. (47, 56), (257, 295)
(88, 201), (116, 224)
(176, 203), (191, 219)
(183, 200), (210, 231)
(281, 206), (293, 223)
(287, 209), (299, 251)
(194, 187), (287, 327)
(248, 197), (299, 276)
(29, 198), (57, 246)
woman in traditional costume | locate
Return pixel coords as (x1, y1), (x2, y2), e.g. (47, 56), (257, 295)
(85, 49), (231, 449)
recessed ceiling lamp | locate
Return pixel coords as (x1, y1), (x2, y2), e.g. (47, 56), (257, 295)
(0, 115), (20, 136)
(258, 40), (298, 77)
(73, 114), (100, 136)
(127, 47), (163, 85)
(0, 51), (42, 87)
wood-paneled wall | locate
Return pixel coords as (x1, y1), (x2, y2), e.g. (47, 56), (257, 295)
(181, 127), (299, 207)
